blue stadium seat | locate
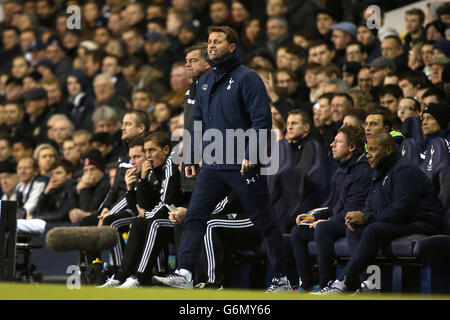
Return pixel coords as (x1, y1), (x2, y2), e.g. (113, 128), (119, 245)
(391, 165), (450, 293)
(412, 166), (450, 259)
(289, 140), (330, 215)
(400, 138), (421, 167)
(266, 139), (297, 233)
(267, 139), (293, 205)
(401, 117), (423, 143)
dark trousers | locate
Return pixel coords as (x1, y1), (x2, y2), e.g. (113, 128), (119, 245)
(103, 210), (135, 266)
(117, 216), (174, 283)
(177, 167), (287, 277)
(341, 222), (430, 289)
(197, 212), (261, 285)
(290, 220), (346, 289)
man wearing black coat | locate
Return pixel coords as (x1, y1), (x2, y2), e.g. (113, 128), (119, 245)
(69, 149), (110, 224)
(21, 87), (53, 145)
(33, 159), (78, 222)
(316, 133), (444, 294)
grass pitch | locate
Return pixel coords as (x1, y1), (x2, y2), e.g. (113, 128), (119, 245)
(0, 282), (449, 300)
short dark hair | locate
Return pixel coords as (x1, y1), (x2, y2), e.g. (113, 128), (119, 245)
(347, 41), (366, 53)
(401, 97), (421, 111)
(144, 131), (171, 149)
(398, 71), (428, 87)
(287, 108), (312, 126)
(309, 40), (334, 52)
(2, 26), (20, 36)
(367, 107), (392, 128)
(285, 43), (307, 60)
(87, 49), (105, 64)
(133, 89), (151, 99)
(126, 110), (150, 133)
(338, 125), (366, 156)
(317, 92), (335, 103)
(90, 132), (112, 145)
(422, 87), (446, 103)
(344, 108), (367, 126)
(0, 133), (13, 148)
(378, 84), (403, 99)
(13, 136), (36, 151)
(304, 63), (322, 73)
(123, 27), (142, 38)
(383, 36), (403, 49)
(53, 159), (74, 175)
(103, 54), (121, 65)
(4, 100), (25, 113)
(207, 26), (239, 45)
(128, 136), (145, 149)
(332, 92), (354, 108)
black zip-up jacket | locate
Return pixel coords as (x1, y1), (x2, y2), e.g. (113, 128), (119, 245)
(34, 178), (78, 222)
(98, 148), (131, 213)
(315, 154), (373, 222)
(363, 152), (444, 234)
(126, 155), (182, 219)
(78, 174), (111, 213)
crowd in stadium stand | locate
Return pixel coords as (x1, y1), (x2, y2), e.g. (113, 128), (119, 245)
(1, 0), (450, 292)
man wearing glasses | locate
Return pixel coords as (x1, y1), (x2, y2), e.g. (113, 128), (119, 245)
(396, 97), (421, 123)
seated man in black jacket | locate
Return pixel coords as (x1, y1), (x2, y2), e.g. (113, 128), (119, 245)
(34, 159), (78, 222)
(99, 131), (182, 288)
(69, 149), (111, 224)
(291, 125), (373, 292)
(315, 133), (444, 294)
(99, 136), (147, 268)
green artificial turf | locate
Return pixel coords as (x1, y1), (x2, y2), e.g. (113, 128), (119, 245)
(0, 282), (449, 300)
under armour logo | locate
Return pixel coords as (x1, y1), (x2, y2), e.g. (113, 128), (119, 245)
(246, 177), (256, 184)
(202, 84), (208, 91)
(401, 146), (406, 156)
(246, 174), (259, 184)
(227, 78), (234, 90)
